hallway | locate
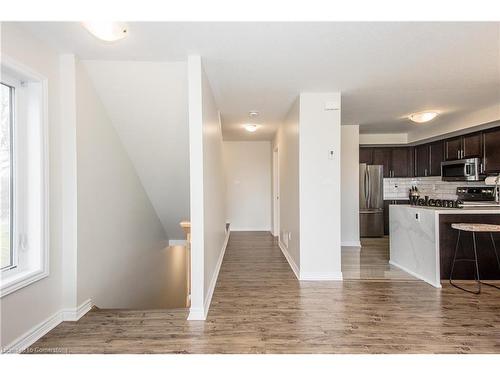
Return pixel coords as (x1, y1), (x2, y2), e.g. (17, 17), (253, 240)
(27, 232), (500, 354)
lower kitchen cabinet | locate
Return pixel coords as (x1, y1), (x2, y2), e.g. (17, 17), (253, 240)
(383, 199), (410, 235)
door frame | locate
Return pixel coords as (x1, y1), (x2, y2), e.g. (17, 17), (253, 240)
(272, 147), (280, 238)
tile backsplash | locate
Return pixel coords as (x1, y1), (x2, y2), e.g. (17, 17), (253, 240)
(383, 176), (492, 200)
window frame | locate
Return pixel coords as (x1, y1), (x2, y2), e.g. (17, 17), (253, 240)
(0, 56), (49, 298)
(0, 80), (17, 273)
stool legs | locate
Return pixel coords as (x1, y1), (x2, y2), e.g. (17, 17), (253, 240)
(479, 233), (500, 291)
(449, 230), (481, 294)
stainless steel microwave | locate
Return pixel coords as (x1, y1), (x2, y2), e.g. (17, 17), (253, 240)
(441, 158), (483, 181)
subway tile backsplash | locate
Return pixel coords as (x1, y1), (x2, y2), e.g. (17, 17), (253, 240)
(383, 176), (492, 200)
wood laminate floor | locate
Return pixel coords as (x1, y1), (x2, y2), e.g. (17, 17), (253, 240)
(342, 237), (418, 281)
(27, 231), (500, 354)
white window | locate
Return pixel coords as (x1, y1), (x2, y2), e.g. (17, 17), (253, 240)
(0, 58), (49, 297)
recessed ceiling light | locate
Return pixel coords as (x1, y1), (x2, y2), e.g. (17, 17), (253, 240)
(409, 111), (439, 123)
(82, 22), (129, 42)
(244, 124), (258, 132)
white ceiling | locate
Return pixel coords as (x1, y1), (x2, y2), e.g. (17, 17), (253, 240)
(20, 22), (500, 140)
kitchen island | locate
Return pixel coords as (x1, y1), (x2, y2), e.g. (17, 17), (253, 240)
(389, 204), (500, 288)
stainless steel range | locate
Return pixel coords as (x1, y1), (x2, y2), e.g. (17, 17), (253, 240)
(456, 186), (500, 207)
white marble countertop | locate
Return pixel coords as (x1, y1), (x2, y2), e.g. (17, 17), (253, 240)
(394, 204), (500, 215)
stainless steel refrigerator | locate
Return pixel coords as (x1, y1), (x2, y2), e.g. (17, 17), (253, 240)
(359, 163), (384, 237)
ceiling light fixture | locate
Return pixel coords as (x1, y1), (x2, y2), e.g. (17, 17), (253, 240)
(82, 22), (129, 42)
(409, 111), (439, 123)
(244, 124), (258, 133)
(249, 111), (259, 117)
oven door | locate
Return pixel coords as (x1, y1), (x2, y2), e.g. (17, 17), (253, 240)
(441, 158), (480, 181)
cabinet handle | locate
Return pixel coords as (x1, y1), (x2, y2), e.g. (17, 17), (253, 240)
(425, 168), (428, 177)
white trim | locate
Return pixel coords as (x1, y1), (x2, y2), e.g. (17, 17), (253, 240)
(300, 271), (343, 281)
(2, 310), (62, 354)
(2, 299), (93, 353)
(188, 228), (230, 321)
(228, 227), (272, 232)
(389, 260), (442, 288)
(168, 239), (186, 246)
(61, 299), (93, 321)
(0, 268), (49, 297)
(0, 55), (50, 298)
(341, 241), (362, 248)
(278, 241), (299, 280)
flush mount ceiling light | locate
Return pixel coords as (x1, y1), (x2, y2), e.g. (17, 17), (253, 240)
(409, 111), (439, 123)
(244, 124), (259, 132)
(82, 22), (129, 42)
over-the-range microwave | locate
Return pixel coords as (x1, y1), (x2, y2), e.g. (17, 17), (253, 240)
(441, 157), (483, 181)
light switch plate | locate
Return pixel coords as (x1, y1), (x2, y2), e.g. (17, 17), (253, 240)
(324, 101), (339, 110)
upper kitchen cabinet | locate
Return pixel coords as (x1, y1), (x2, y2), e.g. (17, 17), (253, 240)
(445, 133), (482, 160)
(415, 144), (430, 177)
(483, 128), (500, 173)
(429, 141), (444, 176)
(391, 147), (413, 177)
(372, 148), (392, 177)
(359, 147), (373, 165)
(445, 137), (462, 161)
(462, 132), (482, 159)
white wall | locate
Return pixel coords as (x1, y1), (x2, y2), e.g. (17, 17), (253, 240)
(75, 60), (182, 309)
(81, 60), (189, 240)
(224, 141), (272, 231)
(299, 93), (342, 280)
(359, 132), (408, 145)
(0, 23), (65, 348)
(273, 99), (300, 271)
(341, 125), (360, 247)
(188, 56), (227, 320)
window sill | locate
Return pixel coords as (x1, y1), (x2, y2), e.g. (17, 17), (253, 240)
(0, 267), (49, 298)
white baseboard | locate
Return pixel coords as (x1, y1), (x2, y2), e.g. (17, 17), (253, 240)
(341, 240), (361, 248)
(188, 228), (231, 321)
(278, 241), (299, 280)
(389, 260), (442, 288)
(228, 227), (271, 232)
(61, 299), (93, 321)
(3, 299), (93, 353)
(300, 271), (343, 281)
(168, 239), (186, 246)
(187, 307), (205, 320)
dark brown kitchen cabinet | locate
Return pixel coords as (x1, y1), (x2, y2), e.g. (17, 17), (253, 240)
(445, 137), (462, 161)
(391, 147), (412, 177)
(383, 199), (410, 235)
(429, 141), (444, 176)
(359, 147), (373, 165)
(415, 144), (430, 177)
(483, 128), (500, 173)
(372, 148), (392, 177)
(462, 132), (482, 159)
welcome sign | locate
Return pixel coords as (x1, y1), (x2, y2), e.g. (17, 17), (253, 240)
(409, 195), (463, 208)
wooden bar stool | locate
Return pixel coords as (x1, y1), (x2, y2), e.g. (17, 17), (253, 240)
(450, 223), (500, 294)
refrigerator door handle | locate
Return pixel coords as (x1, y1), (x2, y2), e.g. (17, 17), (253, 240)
(364, 169), (369, 208)
(366, 168), (371, 208)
